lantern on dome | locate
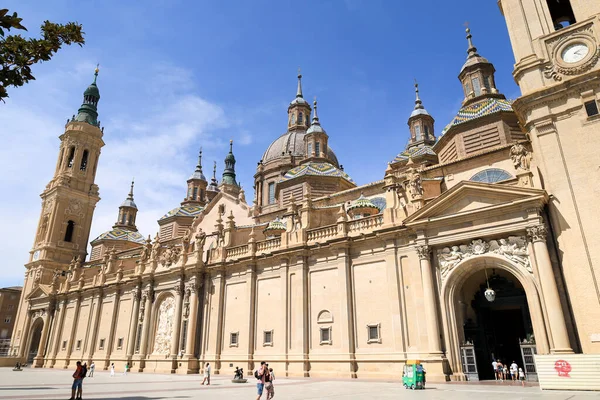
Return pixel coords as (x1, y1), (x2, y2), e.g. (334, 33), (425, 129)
(346, 193), (380, 219)
(263, 217), (286, 237)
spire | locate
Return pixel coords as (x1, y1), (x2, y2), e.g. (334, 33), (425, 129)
(189, 147), (206, 181)
(465, 28), (479, 59)
(221, 139), (238, 186)
(312, 98), (319, 123)
(296, 68), (303, 98)
(74, 65), (101, 127)
(414, 80), (424, 111)
(307, 97), (326, 134)
(120, 178), (137, 209)
(208, 161), (219, 192)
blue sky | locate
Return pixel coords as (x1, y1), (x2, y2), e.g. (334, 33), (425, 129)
(0, 0), (519, 287)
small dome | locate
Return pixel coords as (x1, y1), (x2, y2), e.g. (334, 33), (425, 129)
(347, 193), (380, 218)
(263, 217), (286, 236)
(189, 170), (206, 181)
(84, 82), (100, 99)
(290, 97), (309, 106)
(281, 161), (354, 184)
(307, 123), (326, 134)
(262, 131), (339, 166)
(410, 108), (430, 118)
(159, 205), (204, 221)
(120, 198), (137, 208)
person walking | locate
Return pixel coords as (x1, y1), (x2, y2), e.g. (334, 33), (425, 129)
(124, 362), (129, 376)
(201, 362), (211, 385)
(69, 361), (84, 400)
(518, 367), (526, 387)
(496, 360), (505, 381)
(255, 361), (267, 400)
(492, 359), (498, 381)
(266, 367), (275, 399)
(510, 361), (518, 382)
(89, 361), (95, 377)
(110, 362), (115, 377)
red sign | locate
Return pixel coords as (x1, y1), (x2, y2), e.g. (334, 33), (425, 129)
(554, 360), (571, 377)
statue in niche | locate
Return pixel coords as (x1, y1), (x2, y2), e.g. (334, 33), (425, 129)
(510, 142), (531, 171)
(152, 296), (175, 355)
(140, 235), (151, 262)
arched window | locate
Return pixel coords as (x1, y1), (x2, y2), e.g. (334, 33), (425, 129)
(415, 125), (422, 140)
(472, 77), (482, 97)
(547, 0), (576, 30)
(67, 147), (75, 168)
(80, 150), (89, 171)
(298, 112), (303, 125)
(307, 142), (312, 156)
(193, 187), (198, 200)
(470, 168), (512, 184)
(315, 142), (320, 156)
(64, 220), (75, 242)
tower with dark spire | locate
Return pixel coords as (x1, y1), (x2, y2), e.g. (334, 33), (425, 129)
(287, 70), (311, 130)
(182, 148), (208, 206)
(304, 98), (330, 162)
(74, 65), (101, 126)
(406, 82), (435, 150)
(459, 28), (504, 105)
(219, 140), (241, 197)
(114, 180), (138, 230)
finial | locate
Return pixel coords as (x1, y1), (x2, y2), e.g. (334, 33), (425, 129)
(213, 160), (217, 179)
(129, 178), (135, 197)
(414, 79), (423, 110)
(312, 97), (319, 122)
(229, 139), (233, 152)
(195, 148), (203, 173)
(296, 68), (303, 98)
(93, 63), (99, 84)
(465, 25), (478, 58)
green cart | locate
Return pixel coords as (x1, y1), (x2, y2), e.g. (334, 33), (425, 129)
(402, 360), (425, 390)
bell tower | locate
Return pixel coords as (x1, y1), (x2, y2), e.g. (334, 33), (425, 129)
(499, 1), (600, 354)
(29, 67), (105, 272)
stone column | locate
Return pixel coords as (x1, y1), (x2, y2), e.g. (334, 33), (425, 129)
(527, 225), (573, 353)
(18, 310), (32, 360)
(184, 280), (199, 358)
(86, 290), (103, 364)
(336, 245), (357, 378)
(139, 287), (153, 359)
(34, 307), (53, 366)
(170, 282), (184, 358)
(126, 286), (142, 359)
(246, 264), (257, 373)
(416, 245), (442, 355)
(50, 299), (68, 366)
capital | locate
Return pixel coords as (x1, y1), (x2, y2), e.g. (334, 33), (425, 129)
(527, 224), (547, 242)
(416, 245), (431, 260)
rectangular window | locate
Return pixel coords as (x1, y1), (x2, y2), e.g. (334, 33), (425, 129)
(414, 125), (422, 140)
(99, 338), (105, 350)
(76, 340), (82, 350)
(320, 327), (332, 345)
(483, 76), (492, 92)
(268, 182), (275, 205)
(464, 82), (472, 97)
(472, 77), (481, 96)
(585, 100), (599, 117)
(367, 323), (381, 343)
(315, 142), (321, 156)
(62, 340), (67, 350)
(230, 332), (239, 347)
(117, 337), (124, 350)
(307, 142), (312, 156)
(263, 330), (273, 346)
(135, 324), (143, 353)
(192, 187), (198, 200)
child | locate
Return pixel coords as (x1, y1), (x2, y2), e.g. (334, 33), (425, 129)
(518, 367), (526, 386)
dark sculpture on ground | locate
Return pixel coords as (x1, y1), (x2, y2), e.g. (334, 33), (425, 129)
(234, 366), (244, 380)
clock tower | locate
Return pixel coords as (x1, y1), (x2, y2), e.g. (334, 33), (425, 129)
(499, 1), (600, 354)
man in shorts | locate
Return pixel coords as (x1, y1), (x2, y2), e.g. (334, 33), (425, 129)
(255, 361), (267, 400)
(69, 361), (84, 400)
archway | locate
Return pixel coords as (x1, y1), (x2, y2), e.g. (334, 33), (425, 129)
(440, 255), (548, 381)
(27, 319), (43, 364)
(460, 270), (532, 380)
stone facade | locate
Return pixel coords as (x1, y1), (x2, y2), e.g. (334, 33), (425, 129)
(8, 2), (600, 382)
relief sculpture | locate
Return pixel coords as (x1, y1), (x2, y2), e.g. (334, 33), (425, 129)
(152, 296), (175, 355)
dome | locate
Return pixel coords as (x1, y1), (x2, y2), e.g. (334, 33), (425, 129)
(307, 123), (326, 134)
(347, 193), (380, 218)
(280, 161), (354, 184)
(263, 217), (286, 236)
(262, 131), (339, 166)
(410, 108), (430, 118)
(84, 82), (100, 99)
(189, 170), (206, 181)
(91, 228), (145, 245)
(290, 97), (309, 106)
(120, 198), (137, 208)
(159, 205), (204, 221)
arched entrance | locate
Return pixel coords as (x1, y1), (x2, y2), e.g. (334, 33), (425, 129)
(461, 270), (532, 380)
(441, 255), (548, 381)
(27, 319), (43, 364)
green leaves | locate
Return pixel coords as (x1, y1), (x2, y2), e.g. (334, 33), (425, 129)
(0, 9), (85, 101)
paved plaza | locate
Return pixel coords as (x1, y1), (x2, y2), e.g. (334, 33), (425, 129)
(0, 368), (598, 400)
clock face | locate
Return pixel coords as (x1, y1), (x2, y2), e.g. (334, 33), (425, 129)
(32, 250), (40, 261)
(561, 43), (589, 63)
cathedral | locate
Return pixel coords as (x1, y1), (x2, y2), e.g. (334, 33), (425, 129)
(8, 1), (600, 386)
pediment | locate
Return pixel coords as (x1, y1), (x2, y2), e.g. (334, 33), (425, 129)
(405, 181), (547, 224)
(26, 284), (52, 300)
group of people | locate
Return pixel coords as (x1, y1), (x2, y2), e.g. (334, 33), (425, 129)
(255, 362), (275, 400)
(492, 359), (526, 386)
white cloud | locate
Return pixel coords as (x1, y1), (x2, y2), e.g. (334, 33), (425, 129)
(0, 58), (229, 288)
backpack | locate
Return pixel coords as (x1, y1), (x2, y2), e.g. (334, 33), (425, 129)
(82, 365), (88, 378)
(254, 369), (262, 380)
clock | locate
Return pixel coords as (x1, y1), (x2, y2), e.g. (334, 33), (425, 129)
(561, 43), (589, 64)
(32, 250), (40, 261)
